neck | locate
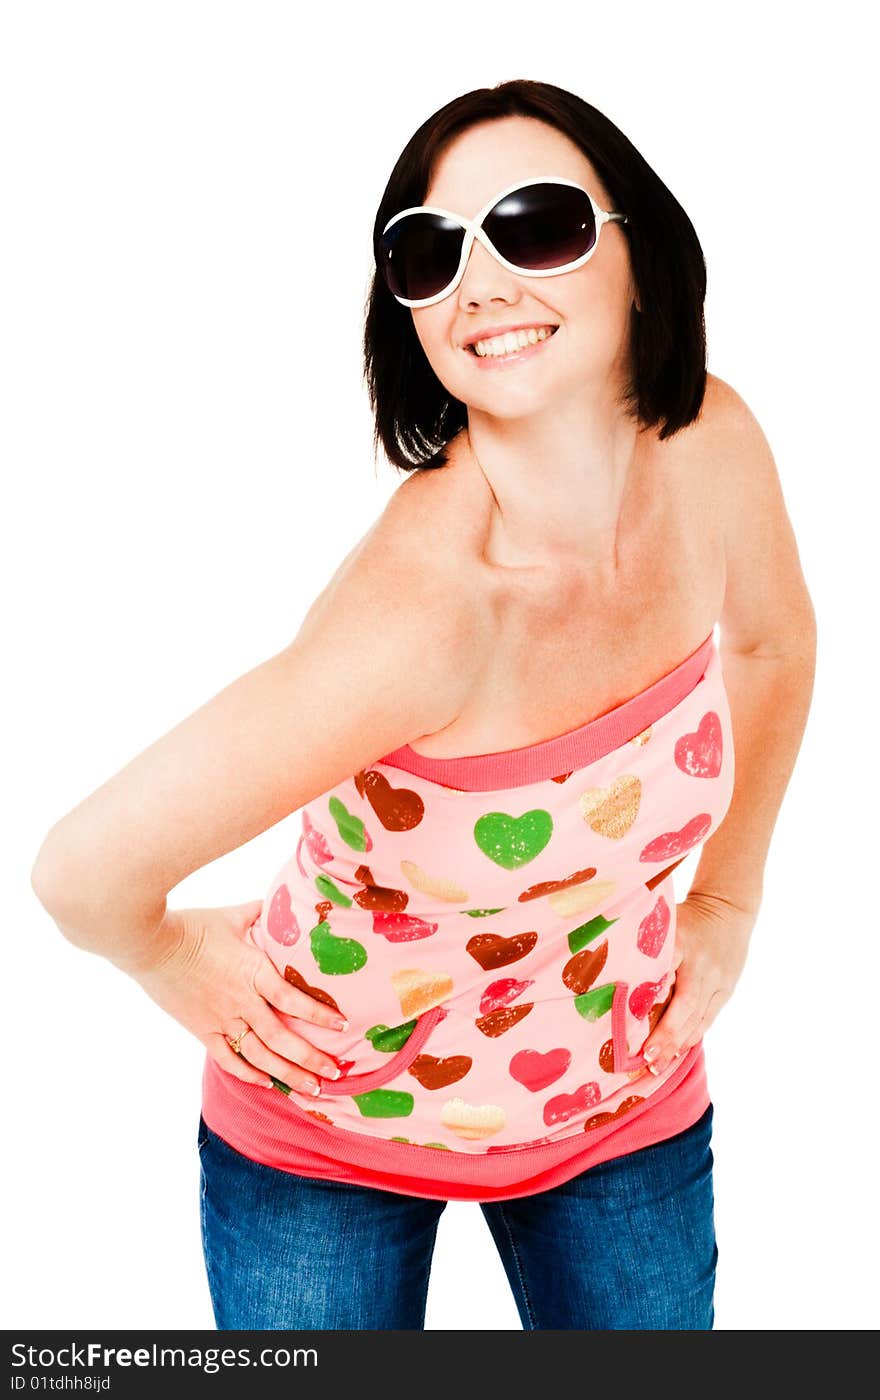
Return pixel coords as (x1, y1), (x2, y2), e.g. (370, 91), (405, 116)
(463, 393), (644, 572)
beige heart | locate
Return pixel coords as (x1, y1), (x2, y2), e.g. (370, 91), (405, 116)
(579, 775), (641, 839)
(400, 858), (469, 903)
(391, 967), (454, 1019)
(548, 877), (617, 917)
(441, 1096), (506, 1140)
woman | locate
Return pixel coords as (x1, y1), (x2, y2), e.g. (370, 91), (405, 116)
(31, 79), (816, 1330)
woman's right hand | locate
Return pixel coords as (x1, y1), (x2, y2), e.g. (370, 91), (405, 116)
(124, 899), (348, 1095)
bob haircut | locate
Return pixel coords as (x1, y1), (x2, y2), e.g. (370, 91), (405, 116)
(363, 78), (708, 473)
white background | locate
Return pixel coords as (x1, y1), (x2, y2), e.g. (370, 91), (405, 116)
(4, 0), (877, 1332)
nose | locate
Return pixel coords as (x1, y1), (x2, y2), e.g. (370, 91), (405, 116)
(456, 236), (521, 309)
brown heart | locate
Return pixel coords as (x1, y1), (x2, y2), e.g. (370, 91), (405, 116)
(352, 864), (409, 911)
(518, 866), (598, 903)
(645, 857), (687, 890)
(466, 931), (538, 970)
(583, 1094), (644, 1131)
(561, 940), (609, 994)
(408, 1053), (472, 1089)
(647, 986), (674, 1034)
(283, 964), (344, 1016)
(475, 1003), (534, 1037)
(357, 769), (425, 831)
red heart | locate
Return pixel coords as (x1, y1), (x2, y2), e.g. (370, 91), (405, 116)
(509, 1047), (572, 1091)
(636, 895), (671, 958)
(480, 977), (534, 1015)
(675, 711), (723, 778)
(370, 910), (438, 941)
(543, 1080), (602, 1125)
(639, 813), (712, 862)
(628, 976), (669, 1019)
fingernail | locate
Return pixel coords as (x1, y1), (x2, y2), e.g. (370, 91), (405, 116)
(643, 1043), (660, 1062)
(322, 1064), (342, 1079)
(647, 1060), (662, 1076)
(332, 1018), (349, 1031)
(307, 1081), (321, 1096)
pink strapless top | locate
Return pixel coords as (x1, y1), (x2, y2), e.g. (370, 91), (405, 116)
(202, 629), (735, 1200)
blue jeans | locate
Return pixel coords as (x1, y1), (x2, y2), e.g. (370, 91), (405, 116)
(198, 1102), (716, 1330)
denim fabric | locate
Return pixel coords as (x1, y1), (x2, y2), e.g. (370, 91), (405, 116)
(197, 1102), (716, 1330)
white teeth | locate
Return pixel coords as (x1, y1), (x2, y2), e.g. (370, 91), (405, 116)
(472, 326), (556, 357)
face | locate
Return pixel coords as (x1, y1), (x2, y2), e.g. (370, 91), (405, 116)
(409, 116), (639, 420)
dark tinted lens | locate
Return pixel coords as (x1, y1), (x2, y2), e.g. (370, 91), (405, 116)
(378, 214), (464, 301)
(483, 183), (596, 270)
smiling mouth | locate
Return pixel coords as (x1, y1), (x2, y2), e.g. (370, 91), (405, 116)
(465, 325), (559, 357)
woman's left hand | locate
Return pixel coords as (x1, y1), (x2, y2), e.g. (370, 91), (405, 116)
(641, 891), (757, 1077)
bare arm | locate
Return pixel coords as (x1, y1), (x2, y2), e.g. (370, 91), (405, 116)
(688, 376), (818, 915)
(639, 378), (818, 1076)
(30, 499), (481, 971)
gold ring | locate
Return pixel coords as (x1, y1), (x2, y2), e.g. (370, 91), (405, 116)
(226, 1026), (252, 1055)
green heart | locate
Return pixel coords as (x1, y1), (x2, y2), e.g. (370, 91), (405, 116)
(329, 795), (367, 852)
(366, 1020), (416, 1053)
(474, 810), (553, 869)
(309, 921), (367, 974)
(568, 913), (618, 953)
(314, 874), (353, 906)
(353, 1089), (414, 1118)
(389, 1137), (449, 1149)
(574, 982), (616, 1021)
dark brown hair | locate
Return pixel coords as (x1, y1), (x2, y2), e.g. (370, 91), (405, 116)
(362, 78), (708, 473)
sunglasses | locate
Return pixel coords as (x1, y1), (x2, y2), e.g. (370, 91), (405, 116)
(377, 176), (629, 308)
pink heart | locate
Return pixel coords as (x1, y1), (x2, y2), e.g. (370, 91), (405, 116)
(509, 1047), (571, 1091)
(266, 883), (300, 946)
(300, 810), (335, 868)
(675, 712), (723, 778)
(480, 977), (535, 1015)
(543, 1080), (602, 1125)
(637, 895), (671, 958)
(639, 813), (712, 862)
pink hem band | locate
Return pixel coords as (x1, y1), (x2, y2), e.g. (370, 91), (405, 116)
(377, 632), (715, 790)
(201, 1044), (709, 1203)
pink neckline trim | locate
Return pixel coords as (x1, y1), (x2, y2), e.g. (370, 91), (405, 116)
(378, 631), (716, 791)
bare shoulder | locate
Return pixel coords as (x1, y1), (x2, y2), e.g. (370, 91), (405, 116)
(696, 371), (776, 473)
(291, 465), (487, 746)
(663, 372), (778, 517)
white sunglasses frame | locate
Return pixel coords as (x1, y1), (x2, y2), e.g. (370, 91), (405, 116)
(379, 175), (629, 309)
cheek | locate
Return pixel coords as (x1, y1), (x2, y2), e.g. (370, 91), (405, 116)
(412, 310), (451, 355)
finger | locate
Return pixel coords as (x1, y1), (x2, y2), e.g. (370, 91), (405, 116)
(215, 1028), (328, 1097)
(641, 978), (706, 1075)
(243, 1004), (346, 1083)
(209, 1033), (278, 1089)
(680, 989), (725, 1045)
(254, 959), (349, 1032)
